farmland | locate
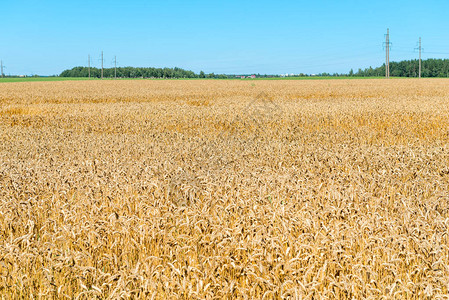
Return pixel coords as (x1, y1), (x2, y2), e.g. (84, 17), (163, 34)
(1, 79), (449, 298)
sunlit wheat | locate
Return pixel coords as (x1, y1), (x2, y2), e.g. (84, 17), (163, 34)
(0, 78), (448, 299)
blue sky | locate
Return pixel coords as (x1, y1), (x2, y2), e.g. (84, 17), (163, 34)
(2, 0), (449, 75)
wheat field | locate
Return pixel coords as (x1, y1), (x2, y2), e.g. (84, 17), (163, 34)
(1, 79), (449, 299)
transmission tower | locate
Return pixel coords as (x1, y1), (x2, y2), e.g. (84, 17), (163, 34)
(101, 51), (104, 79)
(384, 28), (391, 78)
(418, 37), (422, 78)
(114, 56), (117, 79)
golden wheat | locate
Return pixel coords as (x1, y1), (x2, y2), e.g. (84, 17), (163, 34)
(1, 79), (449, 299)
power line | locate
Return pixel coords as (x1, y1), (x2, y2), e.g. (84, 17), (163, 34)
(204, 49), (383, 72)
(423, 51), (449, 55)
(384, 28), (391, 78)
(114, 56), (117, 79)
(415, 37), (422, 78)
(101, 51), (104, 79)
(419, 37), (422, 78)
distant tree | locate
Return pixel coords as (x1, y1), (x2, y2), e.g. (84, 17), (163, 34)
(59, 66), (224, 79)
(349, 59), (449, 78)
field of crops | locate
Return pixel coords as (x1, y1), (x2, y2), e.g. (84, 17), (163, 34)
(1, 79), (449, 298)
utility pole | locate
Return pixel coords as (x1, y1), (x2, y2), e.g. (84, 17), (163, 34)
(114, 55), (117, 79)
(1, 60), (3, 78)
(88, 55), (91, 79)
(101, 51), (104, 79)
(414, 37), (423, 78)
(385, 28), (390, 79)
(418, 37), (422, 78)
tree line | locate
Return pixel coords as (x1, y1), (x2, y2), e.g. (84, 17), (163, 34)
(349, 58), (449, 77)
(60, 66), (229, 79)
(60, 58), (449, 79)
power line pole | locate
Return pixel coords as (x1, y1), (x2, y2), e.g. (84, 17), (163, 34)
(418, 37), (422, 78)
(385, 28), (390, 79)
(114, 55), (117, 79)
(88, 54), (91, 79)
(414, 37), (423, 78)
(1, 60), (3, 78)
(101, 51), (104, 79)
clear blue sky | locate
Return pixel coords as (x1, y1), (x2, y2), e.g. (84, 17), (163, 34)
(2, 0), (449, 75)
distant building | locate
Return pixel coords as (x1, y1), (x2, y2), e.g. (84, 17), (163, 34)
(237, 75), (256, 79)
